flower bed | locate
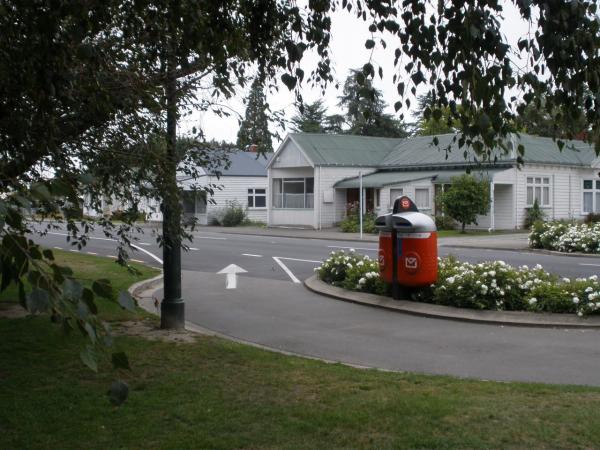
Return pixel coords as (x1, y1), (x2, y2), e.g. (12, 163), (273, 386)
(316, 251), (600, 317)
(529, 221), (600, 254)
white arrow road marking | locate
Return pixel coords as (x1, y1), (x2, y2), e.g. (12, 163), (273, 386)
(217, 264), (248, 289)
(277, 256), (321, 264)
(242, 253), (262, 257)
(272, 257), (300, 284)
(580, 263), (600, 267)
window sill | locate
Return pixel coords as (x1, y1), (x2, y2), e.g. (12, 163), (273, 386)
(273, 208), (314, 211)
(248, 207), (267, 210)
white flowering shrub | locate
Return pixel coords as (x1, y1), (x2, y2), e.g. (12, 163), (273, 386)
(417, 256), (600, 316)
(529, 221), (600, 254)
(316, 250), (387, 295)
(317, 251), (600, 317)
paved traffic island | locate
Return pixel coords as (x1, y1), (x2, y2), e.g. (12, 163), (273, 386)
(305, 275), (600, 329)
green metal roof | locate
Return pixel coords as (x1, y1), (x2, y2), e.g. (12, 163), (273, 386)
(288, 132), (597, 168)
(334, 168), (505, 189)
(334, 171), (438, 188)
(289, 133), (403, 167)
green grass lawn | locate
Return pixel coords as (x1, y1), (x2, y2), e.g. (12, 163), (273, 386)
(0, 249), (160, 322)
(2, 252), (600, 449)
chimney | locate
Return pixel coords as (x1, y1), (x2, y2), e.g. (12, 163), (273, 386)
(247, 144), (258, 153)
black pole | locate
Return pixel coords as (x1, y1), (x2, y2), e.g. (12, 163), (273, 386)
(160, 30), (185, 329)
(392, 228), (401, 300)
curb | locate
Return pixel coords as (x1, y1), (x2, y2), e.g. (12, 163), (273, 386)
(128, 273), (164, 299)
(528, 248), (600, 259)
(304, 275), (600, 329)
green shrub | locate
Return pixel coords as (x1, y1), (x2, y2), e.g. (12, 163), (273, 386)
(213, 201), (246, 227)
(523, 199), (545, 229)
(318, 251), (600, 317)
(110, 209), (146, 222)
(339, 202), (377, 233)
(529, 220), (600, 253)
(434, 215), (456, 230)
(584, 213), (600, 224)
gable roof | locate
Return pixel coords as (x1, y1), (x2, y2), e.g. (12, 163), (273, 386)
(285, 132), (597, 169)
(216, 151), (270, 177)
(288, 133), (404, 166)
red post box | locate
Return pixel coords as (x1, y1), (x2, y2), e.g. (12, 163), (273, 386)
(392, 212), (438, 287)
(375, 213), (393, 283)
(376, 196), (438, 299)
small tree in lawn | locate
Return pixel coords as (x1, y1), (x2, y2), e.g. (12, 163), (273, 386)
(441, 175), (491, 233)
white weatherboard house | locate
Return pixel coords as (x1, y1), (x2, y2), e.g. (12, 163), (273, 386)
(84, 150), (270, 224)
(267, 133), (600, 230)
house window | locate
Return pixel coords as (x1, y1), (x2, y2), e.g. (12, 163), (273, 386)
(582, 179), (600, 214)
(272, 178), (314, 209)
(247, 188), (266, 208)
(389, 188), (403, 208)
(526, 176), (551, 207)
(415, 188), (430, 209)
(374, 189), (380, 208)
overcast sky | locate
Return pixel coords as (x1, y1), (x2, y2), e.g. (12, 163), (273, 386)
(184, 2), (532, 148)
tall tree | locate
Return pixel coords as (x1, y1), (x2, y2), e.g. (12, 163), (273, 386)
(415, 93), (457, 136)
(338, 70), (408, 138)
(515, 94), (588, 139)
(237, 79), (273, 153)
(291, 100), (328, 133)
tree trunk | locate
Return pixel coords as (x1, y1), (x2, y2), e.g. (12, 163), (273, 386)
(461, 222), (466, 233)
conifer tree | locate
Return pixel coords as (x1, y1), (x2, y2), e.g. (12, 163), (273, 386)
(237, 79), (273, 153)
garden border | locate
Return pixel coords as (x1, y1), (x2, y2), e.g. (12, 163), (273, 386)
(304, 275), (600, 329)
(528, 248), (600, 258)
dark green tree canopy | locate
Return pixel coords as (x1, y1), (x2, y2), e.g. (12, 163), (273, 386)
(338, 69), (409, 138)
(291, 100), (328, 133)
(237, 79), (273, 153)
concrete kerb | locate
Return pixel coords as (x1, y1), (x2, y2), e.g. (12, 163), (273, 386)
(528, 248), (600, 259)
(304, 275), (600, 329)
(128, 273), (164, 299)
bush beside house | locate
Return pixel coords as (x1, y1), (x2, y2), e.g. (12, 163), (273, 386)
(317, 251), (600, 316)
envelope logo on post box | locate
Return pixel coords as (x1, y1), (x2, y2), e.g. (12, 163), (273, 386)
(405, 256), (418, 269)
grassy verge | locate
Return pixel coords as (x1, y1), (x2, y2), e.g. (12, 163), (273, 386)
(0, 249), (160, 321)
(2, 253), (600, 449)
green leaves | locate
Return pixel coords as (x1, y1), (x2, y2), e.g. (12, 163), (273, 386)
(108, 380), (129, 406)
(92, 279), (112, 299)
(111, 352), (131, 371)
(80, 345), (98, 372)
(281, 73), (297, 90)
(118, 291), (136, 311)
(25, 288), (50, 314)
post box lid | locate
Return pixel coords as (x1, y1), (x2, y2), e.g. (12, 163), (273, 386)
(392, 211), (437, 232)
(375, 212), (393, 230)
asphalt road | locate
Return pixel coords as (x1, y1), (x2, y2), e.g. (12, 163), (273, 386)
(32, 226), (600, 282)
(29, 225), (600, 386)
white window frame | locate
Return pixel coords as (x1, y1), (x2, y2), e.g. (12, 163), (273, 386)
(272, 177), (314, 209)
(247, 188), (266, 209)
(415, 187), (430, 210)
(526, 176), (551, 207)
(582, 179), (600, 215)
